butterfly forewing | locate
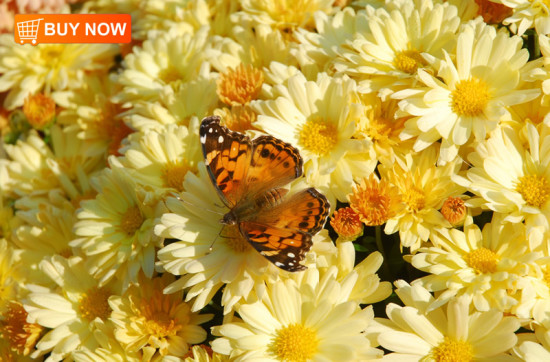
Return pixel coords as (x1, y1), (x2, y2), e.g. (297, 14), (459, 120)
(239, 221), (312, 272)
(200, 116), (252, 207)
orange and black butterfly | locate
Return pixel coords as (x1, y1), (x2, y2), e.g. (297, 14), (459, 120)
(199, 116), (330, 271)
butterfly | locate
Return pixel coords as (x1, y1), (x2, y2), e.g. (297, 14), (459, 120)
(199, 115), (330, 271)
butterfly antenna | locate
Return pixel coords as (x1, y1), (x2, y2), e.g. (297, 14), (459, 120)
(173, 193), (226, 216)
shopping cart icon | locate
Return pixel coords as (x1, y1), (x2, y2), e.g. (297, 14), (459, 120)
(16, 18), (43, 45)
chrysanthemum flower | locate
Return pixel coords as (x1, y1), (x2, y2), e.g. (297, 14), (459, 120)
(495, 0), (550, 35)
(0, 239), (22, 315)
(349, 174), (403, 227)
(184, 345), (229, 362)
(71, 163), (164, 286)
(52, 75), (131, 158)
(0, 301), (42, 357)
(216, 63), (264, 106)
(475, 0), (513, 24)
(3, 126), (105, 199)
(109, 273), (212, 359)
(370, 280), (520, 360)
(440, 196), (467, 226)
(211, 266), (383, 361)
(454, 121), (550, 250)
(252, 72), (376, 202)
(513, 326), (550, 361)
(330, 207), (363, 241)
(22, 93), (55, 130)
(113, 27), (210, 106)
(0, 35), (117, 109)
(118, 122), (200, 195)
(156, 164), (319, 313)
(23, 256), (120, 360)
(394, 19), (540, 163)
(334, 0), (461, 98)
(378, 144), (466, 251)
(232, 0), (335, 34)
(409, 215), (542, 312)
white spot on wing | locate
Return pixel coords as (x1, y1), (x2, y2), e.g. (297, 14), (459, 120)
(209, 128), (213, 133)
(200, 135), (206, 144)
(287, 252), (295, 258)
(218, 135), (224, 143)
(275, 262), (284, 267)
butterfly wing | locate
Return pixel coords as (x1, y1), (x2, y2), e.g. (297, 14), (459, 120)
(245, 135), (303, 199)
(239, 221), (312, 271)
(240, 188), (330, 271)
(200, 116), (252, 207)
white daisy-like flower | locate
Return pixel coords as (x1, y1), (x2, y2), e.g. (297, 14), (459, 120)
(118, 121), (201, 195)
(252, 71), (376, 203)
(369, 280), (521, 360)
(211, 266), (383, 361)
(409, 215), (542, 312)
(453, 121), (550, 250)
(71, 162), (164, 286)
(0, 34), (117, 109)
(513, 326), (550, 361)
(335, 0), (461, 98)
(23, 256), (120, 361)
(394, 19), (540, 163)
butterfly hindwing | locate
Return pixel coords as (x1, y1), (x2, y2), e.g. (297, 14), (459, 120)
(200, 116), (251, 207)
(239, 221), (312, 272)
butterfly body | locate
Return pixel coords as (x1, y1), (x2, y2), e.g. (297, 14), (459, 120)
(200, 116), (330, 271)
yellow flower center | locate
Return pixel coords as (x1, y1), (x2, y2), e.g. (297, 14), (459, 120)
(161, 161), (190, 191)
(516, 174), (550, 208)
(159, 66), (181, 85)
(143, 310), (183, 338)
(431, 337), (473, 362)
(403, 184), (425, 212)
(451, 78), (490, 117)
(79, 286), (112, 321)
(120, 205), (144, 235)
(465, 247), (498, 274)
(270, 323), (319, 362)
(543, 268), (550, 287)
(394, 49), (427, 74)
(440, 196), (466, 225)
(1, 302), (43, 356)
(299, 118), (338, 156)
(23, 93), (56, 130)
(217, 63), (264, 106)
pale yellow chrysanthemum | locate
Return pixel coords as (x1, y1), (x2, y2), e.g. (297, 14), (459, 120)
(0, 239), (21, 315)
(3, 126), (105, 199)
(207, 23), (296, 74)
(211, 266), (383, 361)
(71, 163), (165, 287)
(127, 79), (218, 133)
(232, 0), (336, 34)
(118, 121), (201, 195)
(409, 215), (542, 312)
(453, 121), (550, 251)
(13, 189), (76, 260)
(369, 280), (520, 360)
(113, 27), (210, 106)
(23, 256), (120, 361)
(252, 72), (376, 203)
(334, 0), (461, 98)
(446, 0), (481, 22)
(156, 164), (327, 313)
(52, 74), (131, 158)
(513, 326), (550, 361)
(534, 34), (550, 107)
(394, 19), (540, 163)
(293, 6), (369, 76)
(379, 143), (466, 252)
(184, 345), (229, 362)
(493, 0), (550, 35)
(356, 93), (415, 164)
(0, 34), (118, 109)
(109, 273), (212, 360)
